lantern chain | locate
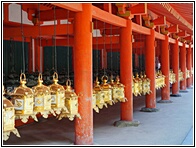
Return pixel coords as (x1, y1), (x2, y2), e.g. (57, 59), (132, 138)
(103, 21), (106, 75)
(21, 4), (25, 73)
(38, 3), (42, 73)
(67, 9), (70, 79)
(53, 6), (57, 72)
(110, 24), (113, 75)
(96, 19), (99, 77)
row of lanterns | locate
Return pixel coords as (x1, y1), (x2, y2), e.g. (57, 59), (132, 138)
(4, 68), (192, 141)
(132, 72), (152, 96)
(93, 75), (127, 113)
(155, 70), (166, 89)
(3, 72), (81, 141)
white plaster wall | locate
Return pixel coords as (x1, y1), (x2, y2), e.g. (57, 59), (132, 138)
(9, 3), (33, 25)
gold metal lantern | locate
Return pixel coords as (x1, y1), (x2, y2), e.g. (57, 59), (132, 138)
(11, 73), (38, 123)
(133, 75), (142, 96)
(48, 72), (68, 115)
(186, 68), (190, 78)
(32, 73), (56, 118)
(92, 90), (99, 113)
(93, 77), (107, 110)
(141, 73), (152, 95)
(169, 70), (176, 84)
(3, 86), (20, 141)
(110, 76), (127, 103)
(58, 79), (81, 121)
(155, 70), (166, 89)
(179, 69), (184, 81)
(100, 75), (114, 105)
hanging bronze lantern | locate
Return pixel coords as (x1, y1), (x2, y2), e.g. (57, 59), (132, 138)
(92, 90), (99, 113)
(32, 73), (56, 118)
(186, 68), (190, 78)
(133, 74), (142, 96)
(58, 79), (81, 121)
(135, 73), (143, 94)
(48, 72), (68, 115)
(3, 85), (20, 141)
(141, 73), (152, 95)
(179, 69), (184, 81)
(100, 75), (114, 105)
(110, 76), (127, 103)
(11, 73), (38, 123)
(169, 70), (176, 84)
(93, 77), (107, 109)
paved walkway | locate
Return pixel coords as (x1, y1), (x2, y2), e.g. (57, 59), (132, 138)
(3, 88), (194, 146)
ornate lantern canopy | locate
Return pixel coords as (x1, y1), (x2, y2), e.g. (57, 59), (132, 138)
(48, 72), (68, 115)
(3, 86), (20, 141)
(100, 75), (114, 105)
(58, 79), (81, 121)
(11, 73), (38, 123)
(32, 73), (56, 118)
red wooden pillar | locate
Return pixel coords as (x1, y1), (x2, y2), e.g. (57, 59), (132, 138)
(180, 43), (187, 91)
(186, 45), (192, 88)
(141, 29), (158, 112)
(74, 4), (93, 145)
(159, 35), (172, 103)
(170, 39), (181, 97)
(114, 19), (139, 127)
(100, 48), (107, 69)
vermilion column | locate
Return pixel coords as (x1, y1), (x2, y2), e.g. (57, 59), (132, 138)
(180, 43), (187, 91)
(120, 20), (133, 121)
(141, 29), (158, 112)
(170, 39), (181, 96)
(74, 4), (93, 145)
(186, 45), (191, 88)
(159, 35), (172, 103)
(114, 20), (139, 127)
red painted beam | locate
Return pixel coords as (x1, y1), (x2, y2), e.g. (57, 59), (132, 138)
(92, 5), (126, 27)
(3, 24), (73, 38)
(52, 3), (82, 12)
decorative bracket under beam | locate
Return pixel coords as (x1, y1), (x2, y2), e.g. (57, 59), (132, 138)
(142, 15), (154, 29)
(160, 26), (168, 35)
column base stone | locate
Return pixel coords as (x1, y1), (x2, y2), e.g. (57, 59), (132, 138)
(170, 94), (182, 97)
(157, 100), (173, 103)
(113, 120), (140, 127)
(179, 90), (189, 93)
(140, 107), (159, 112)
